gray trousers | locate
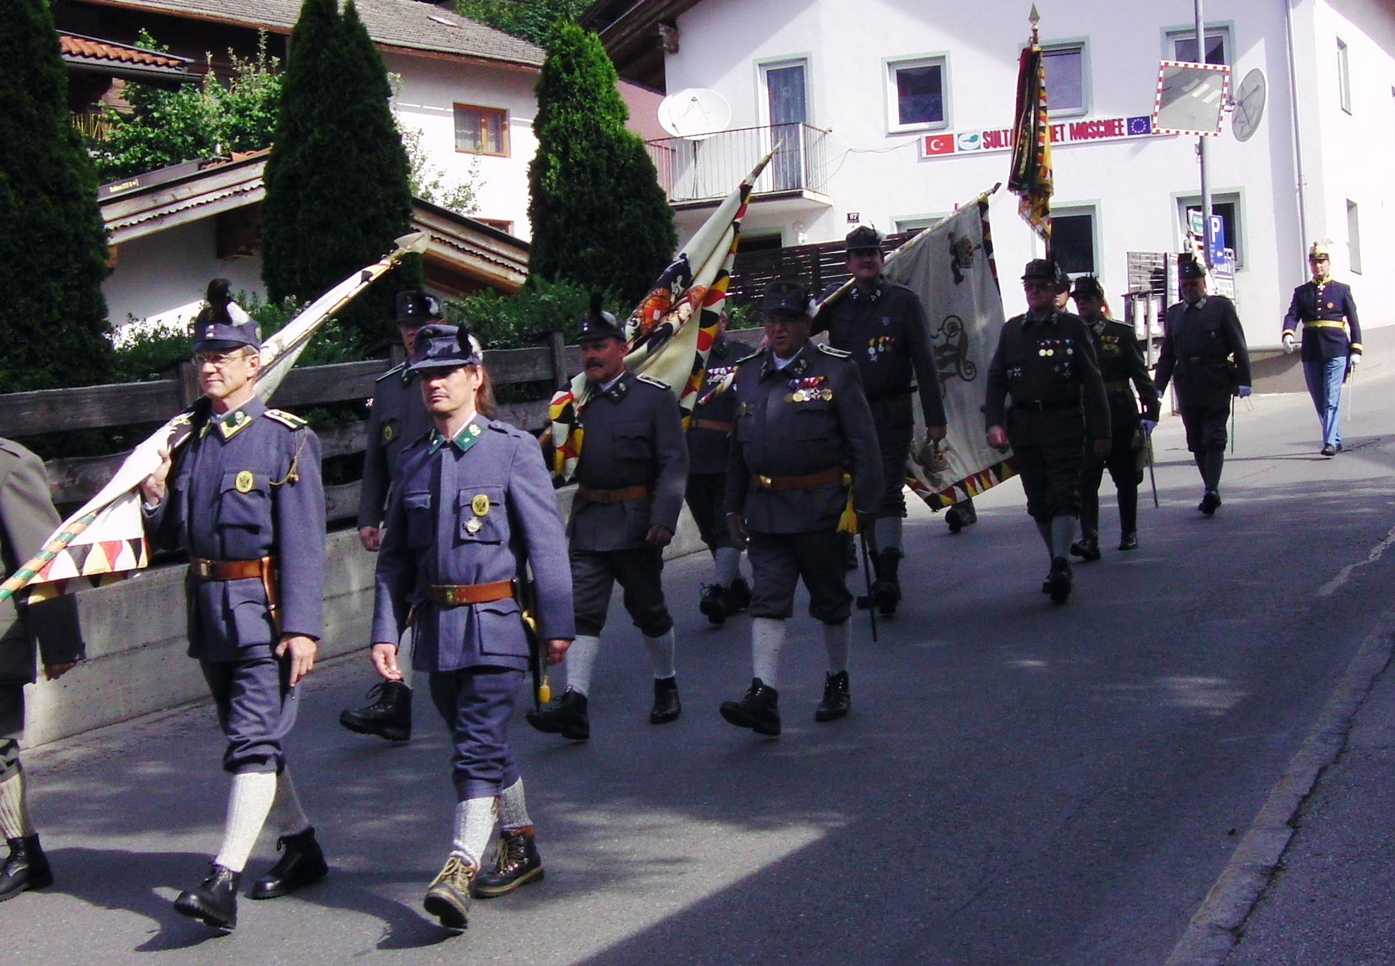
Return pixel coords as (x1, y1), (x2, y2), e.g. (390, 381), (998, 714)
(201, 656), (298, 774)
(1, 684), (23, 782)
(570, 546), (673, 638)
(747, 529), (852, 624)
(428, 667), (525, 801)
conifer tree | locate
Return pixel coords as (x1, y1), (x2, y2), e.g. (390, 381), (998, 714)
(0, 0), (113, 390)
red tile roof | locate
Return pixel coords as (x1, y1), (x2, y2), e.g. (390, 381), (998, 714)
(60, 33), (193, 72)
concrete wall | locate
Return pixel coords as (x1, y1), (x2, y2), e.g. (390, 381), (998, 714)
(13, 485), (711, 748)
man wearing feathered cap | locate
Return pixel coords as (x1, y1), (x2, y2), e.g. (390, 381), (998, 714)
(1282, 242), (1362, 456)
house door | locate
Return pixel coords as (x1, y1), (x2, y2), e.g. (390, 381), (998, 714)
(762, 61), (807, 191)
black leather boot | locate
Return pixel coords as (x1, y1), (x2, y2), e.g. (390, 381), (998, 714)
(725, 576), (752, 613)
(339, 681), (412, 742)
(698, 584), (728, 625)
(424, 854), (475, 929)
(250, 826), (327, 899)
(1069, 536), (1101, 561)
(0, 835), (53, 902)
(1047, 557), (1072, 604)
(872, 550), (902, 615)
(650, 677), (681, 724)
(814, 671), (851, 722)
(174, 863), (240, 931)
(525, 689), (590, 741)
(1118, 532), (1139, 551)
(719, 678), (781, 736)
(473, 827), (543, 898)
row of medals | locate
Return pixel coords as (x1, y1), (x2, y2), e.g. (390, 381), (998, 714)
(790, 388), (833, 403)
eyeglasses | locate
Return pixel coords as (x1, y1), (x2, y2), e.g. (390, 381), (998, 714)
(195, 350), (251, 368)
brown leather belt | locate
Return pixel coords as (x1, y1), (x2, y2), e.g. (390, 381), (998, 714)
(429, 579), (516, 607)
(692, 419), (734, 433)
(752, 466), (845, 491)
(577, 484), (651, 504)
(192, 556), (273, 581)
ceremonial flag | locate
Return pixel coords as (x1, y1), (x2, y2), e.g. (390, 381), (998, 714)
(1008, 11), (1053, 250)
(547, 151), (773, 481)
(1, 232), (430, 605)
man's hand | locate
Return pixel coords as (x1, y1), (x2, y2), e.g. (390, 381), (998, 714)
(1092, 438), (1112, 458)
(726, 512), (749, 550)
(925, 424), (947, 443)
(1282, 333), (1296, 354)
(44, 661), (78, 681)
(277, 634), (318, 687)
(371, 642), (402, 681)
(140, 446), (172, 506)
(645, 525), (674, 548)
(1349, 352), (1362, 369)
(1236, 385), (1253, 399)
(546, 639), (571, 666)
(358, 526), (382, 552)
(987, 425), (1009, 450)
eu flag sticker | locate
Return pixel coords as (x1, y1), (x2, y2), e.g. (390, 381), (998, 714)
(1126, 115), (1154, 136)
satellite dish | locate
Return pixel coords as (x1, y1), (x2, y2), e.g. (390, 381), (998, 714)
(1231, 68), (1266, 142)
(1153, 60), (1231, 136)
(658, 88), (731, 140)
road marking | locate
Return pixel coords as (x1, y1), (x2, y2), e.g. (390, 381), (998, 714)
(1317, 521), (1395, 597)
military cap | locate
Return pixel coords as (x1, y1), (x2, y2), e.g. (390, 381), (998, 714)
(409, 323), (484, 373)
(1071, 275), (1104, 300)
(1178, 254), (1207, 280)
(1307, 242), (1331, 260)
(1021, 258), (1065, 288)
(762, 279), (813, 319)
(578, 292), (625, 343)
(192, 279), (259, 351)
(845, 225), (884, 253)
(395, 290), (443, 326)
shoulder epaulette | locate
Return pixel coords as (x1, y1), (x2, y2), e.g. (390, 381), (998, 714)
(375, 362), (407, 383)
(734, 348), (763, 365)
(486, 419), (518, 436)
(816, 343), (852, 359)
(636, 373), (670, 391)
(263, 408), (308, 430)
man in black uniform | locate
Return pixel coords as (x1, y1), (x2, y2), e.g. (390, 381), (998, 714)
(1154, 255), (1252, 515)
(818, 226), (946, 615)
(527, 303), (688, 740)
(985, 260), (1110, 603)
(719, 280), (882, 736)
(340, 291), (437, 742)
(686, 312), (751, 625)
(1069, 276), (1160, 557)
(0, 440), (84, 901)
(1282, 242), (1362, 456)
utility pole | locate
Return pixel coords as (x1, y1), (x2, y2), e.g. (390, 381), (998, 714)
(1195, 0), (1213, 269)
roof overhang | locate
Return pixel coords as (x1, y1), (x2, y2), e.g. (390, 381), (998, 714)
(581, 0), (703, 88)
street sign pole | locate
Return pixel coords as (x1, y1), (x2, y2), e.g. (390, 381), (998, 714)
(1195, 0), (1214, 269)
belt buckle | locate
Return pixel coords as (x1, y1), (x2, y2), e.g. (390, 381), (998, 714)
(195, 560), (212, 579)
(757, 474), (773, 489)
(444, 587), (462, 606)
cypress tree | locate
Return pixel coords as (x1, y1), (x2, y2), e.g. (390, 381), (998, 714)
(527, 23), (675, 307)
(262, 0), (418, 352)
(0, 0), (112, 390)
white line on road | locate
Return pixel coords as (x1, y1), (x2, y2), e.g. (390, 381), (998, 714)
(1316, 521), (1395, 598)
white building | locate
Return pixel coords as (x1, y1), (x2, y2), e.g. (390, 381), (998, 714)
(588, 0), (1395, 344)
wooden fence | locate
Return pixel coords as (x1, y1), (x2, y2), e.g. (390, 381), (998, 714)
(726, 231), (919, 307)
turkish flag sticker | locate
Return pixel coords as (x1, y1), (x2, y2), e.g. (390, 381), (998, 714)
(923, 134), (956, 156)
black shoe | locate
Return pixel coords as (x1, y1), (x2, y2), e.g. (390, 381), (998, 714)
(1118, 532), (1139, 551)
(872, 550), (902, 616)
(0, 836), (53, 902)
(814, 671), (851, 722)
(1199, 491), (1221, 515)
(1069, 538), (1101, 562)
(249, 827), (327, 900)
(1047, 557), (1072, 604)
(174, 863), (240, 931)
(1321, 444), (1336, 457)
(698, 584), (728, 626)
(946, 506), (964, 533)
(473, 827), (543, 898)
(725, 576), (752, 613)
(526, 689), (590, 741)
(720, 678), (781, 736)
(339, 680), (412, 742)
(650, 677), (681, 724)
(424, 855), (475, 929)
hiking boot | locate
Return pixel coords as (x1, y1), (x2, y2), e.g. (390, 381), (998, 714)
(525, 689), (590, 741)
(339, 681), (412, 742)
(249, 827), (327, 899)
(473, 827), (543, 898)
(0, 835), (52, 902)
(1047, 557), (1072, 604)
(649, 677), (681, 724)
(1118, 532), (1138, 551)
(1199, 491), (1221, 515)
(698, 584), (728, 625)
(174, 863), (240, 931)
(814, 671), (851, 722)
(719, 678), (781, 736)
(424, 855), (475, 930)
(1069, 537), (1101, 562)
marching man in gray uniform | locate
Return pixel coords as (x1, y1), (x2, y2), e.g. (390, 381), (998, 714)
(527, 300), (689, 740)
(720, 280), (883, 736)
(340, 291), (437, 743)
(371, 324), (574, 930)
(141, 292), (327, 932)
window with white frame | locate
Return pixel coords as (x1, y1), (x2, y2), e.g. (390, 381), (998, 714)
(1052, 206), (1097, 277)
(1043, 43), (1087, 115)
(1177, 193), (1244, 267)
(1347, 199), (1362, 273)
(886, 56), (947, 132)
(1337, 39), (1352, 113)
(1167, 26), (1230, 65)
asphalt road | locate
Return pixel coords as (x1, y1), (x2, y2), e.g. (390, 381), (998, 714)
(6, 365), (1395, 965)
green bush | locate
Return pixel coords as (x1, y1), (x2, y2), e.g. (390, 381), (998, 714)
(449, 278), (623, 349)
(453, 0), (593, 47)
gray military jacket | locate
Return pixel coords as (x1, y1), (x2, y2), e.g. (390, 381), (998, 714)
(358, 363), (432, 530)
(568, 372), (689, 552)
(0, 439), (84, 684)
(725, 343), (884, 534)
(372, 415), (576, 673)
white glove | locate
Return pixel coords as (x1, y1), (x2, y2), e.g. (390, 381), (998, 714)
(1141, 419), (1157, 435)
(1237, 385), (1253, 399)
(1349, 353), (1361, 368)
(1282, 333), (1296, 354)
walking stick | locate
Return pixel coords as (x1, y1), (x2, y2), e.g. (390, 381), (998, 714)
(858, 531), (879, 643)
(1146, 431), (1159, 508)
(1229, 394), (1236, 455)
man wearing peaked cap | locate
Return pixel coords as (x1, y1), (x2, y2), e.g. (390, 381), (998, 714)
(340, 291), (439, 743)
(370, 322), (573, 928)
(527, 295), (689, 741)
(1283, 243), (1362, 457)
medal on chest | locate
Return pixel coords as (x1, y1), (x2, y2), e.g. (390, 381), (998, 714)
(786, 375), (831, 403)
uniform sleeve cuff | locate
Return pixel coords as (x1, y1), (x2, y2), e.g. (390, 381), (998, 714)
(1350, 344), (1363, 353)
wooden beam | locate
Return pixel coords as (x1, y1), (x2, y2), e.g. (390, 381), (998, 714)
(0, 381), (182, 437)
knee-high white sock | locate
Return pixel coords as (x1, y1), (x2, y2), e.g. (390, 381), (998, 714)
(873, 516), (903, 553)
(1049, 514), (1077, 558)
(213, 771), (277, 872)
(451, 797), (496, 868)
(714, 546), (742, 586)
(751, 617), (786, 688)
(267, 766), (312, 838)
(565, 634), (601, 697)
(645, 629), (676, 680)
(496, 777), (533, 833)
(823, 621), (850, 674)
(0, 770), (35, 839)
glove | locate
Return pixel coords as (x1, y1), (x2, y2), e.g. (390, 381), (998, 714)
(1282, 333), (1296, 354)
(1237, 385), (1253, 399)
(1141, 419), (1157, 435)
(1349, 353), (1361, 368)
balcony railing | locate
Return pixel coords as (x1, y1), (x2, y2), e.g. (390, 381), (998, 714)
(646, 122), (830, 205)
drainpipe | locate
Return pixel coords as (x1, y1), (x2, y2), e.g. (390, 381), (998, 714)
(1284, 0), (1310, 279)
